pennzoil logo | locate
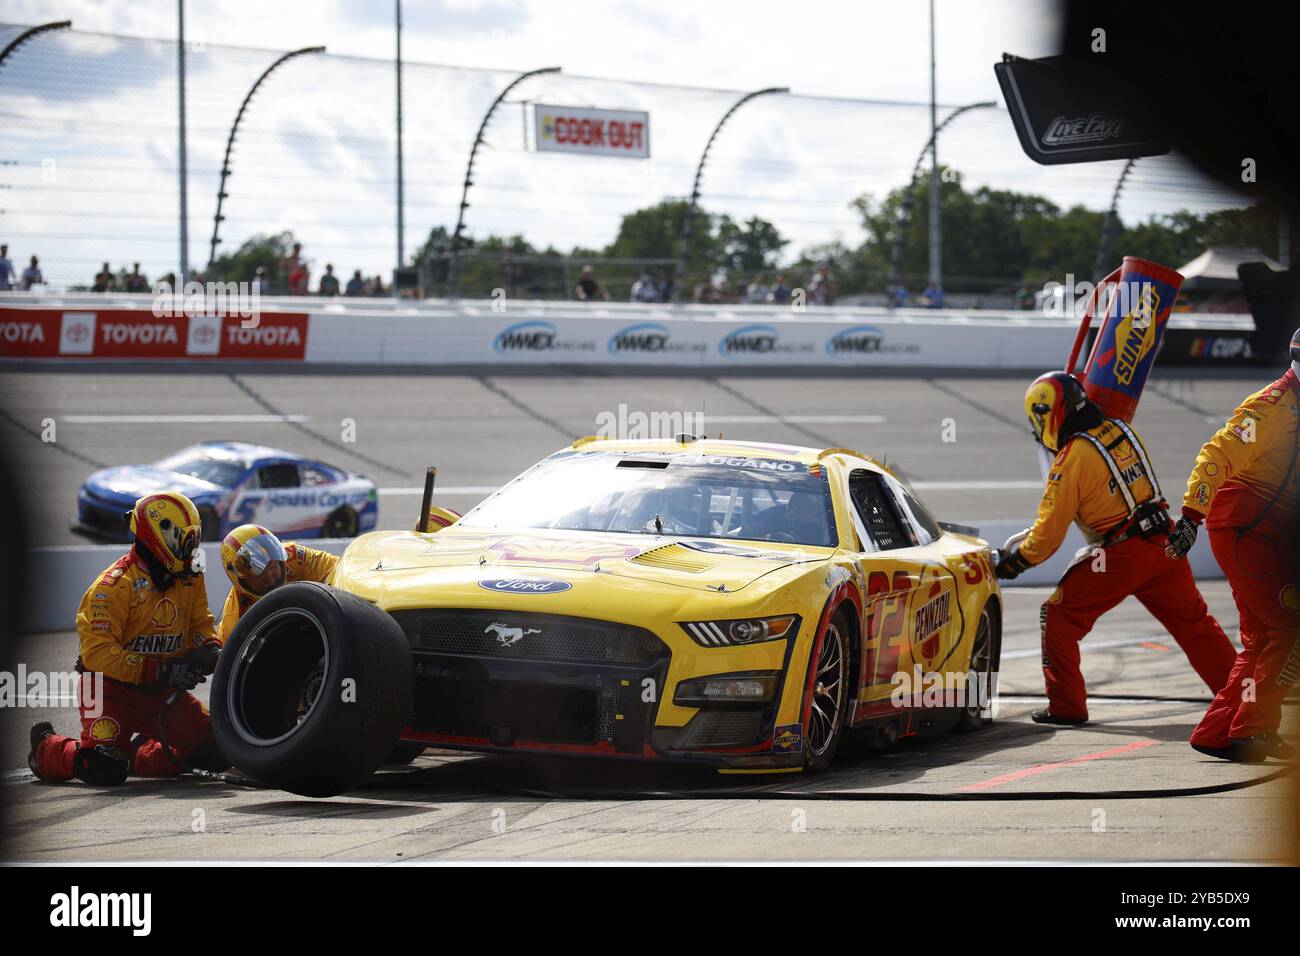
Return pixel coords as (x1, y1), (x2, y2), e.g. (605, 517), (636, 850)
(912, 588), (951, 664)
(126, 633), (184, 654)
(1112, 285), (1161, 386)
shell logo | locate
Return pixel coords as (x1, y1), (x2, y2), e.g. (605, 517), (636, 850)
(1279, 585), (1300, 614)
(152, 598), (178, 629)
(89, 717), (121, 742)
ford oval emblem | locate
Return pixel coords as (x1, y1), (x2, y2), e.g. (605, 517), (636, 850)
(478, 577), (572, 595)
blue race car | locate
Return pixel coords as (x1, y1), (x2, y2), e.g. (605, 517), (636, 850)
(75, 441), (379, 542)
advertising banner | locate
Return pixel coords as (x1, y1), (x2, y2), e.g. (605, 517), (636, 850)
(0, 308), (309, 361)
(533, 104), (650, 158)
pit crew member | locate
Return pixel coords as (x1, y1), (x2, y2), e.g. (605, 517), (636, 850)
(217, 524), (339, 641)
(29, 492), (225, 784)
(996, 371), (1235, 725)
(1167, 328), (1300, 762)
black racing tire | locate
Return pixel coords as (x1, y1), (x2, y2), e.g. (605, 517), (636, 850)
(197, 506), (222, 542)
(804, 609), (851, 773)
(211, 581), (413, 797)
(384, 743), (425, 765)
(322, 506), (359, 539)
(954, 599), (1000, 733)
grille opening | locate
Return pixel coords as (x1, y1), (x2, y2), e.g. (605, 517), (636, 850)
(391, 609), (666, 665)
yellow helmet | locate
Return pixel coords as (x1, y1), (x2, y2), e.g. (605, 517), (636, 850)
(414, 506), (462, 533)
(221, 524), (289, 599)
(1024, 371), (1089, 453)
(128, 492), (203, 575)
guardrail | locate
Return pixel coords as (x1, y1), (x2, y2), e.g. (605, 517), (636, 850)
(21, 528), (1225, 634)
(1, 295), (1255, 369)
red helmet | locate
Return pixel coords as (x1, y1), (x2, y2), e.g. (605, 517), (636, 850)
(1024, 371), (1089, 452)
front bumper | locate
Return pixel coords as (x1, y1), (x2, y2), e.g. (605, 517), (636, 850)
(72, 488), (133, 541)
(389, 607), (800, 769)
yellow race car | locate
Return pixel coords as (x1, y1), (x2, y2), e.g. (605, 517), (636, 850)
(211, 437), (1003, 797)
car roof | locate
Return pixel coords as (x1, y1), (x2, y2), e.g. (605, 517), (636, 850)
(567, 436), (891, 473)
(187, 440), (308, 465)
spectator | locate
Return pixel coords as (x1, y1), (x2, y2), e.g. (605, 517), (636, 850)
(92, 262), (117, 292)
(345, 269), (364, 296)
(281, 242), (303, 284)
(289, 261), (310, 296)
(124, 262), (149, 293)
(745, 274), (770, 304)
(1015, 284), (1035, 310)
(890, 285), (910, 308)
(920, 281), (944, 309)
(656, 275), (674, 302)
(630, 271), (659, 303)
(368, 274), (386, 297)
(0, 245), (13, 291)
(693, 281), (720, 304)
(808, 264), (836, 305)
(319, 263), (340, 297)
(574, 264), (610, 302)
(252, 266), (269, 295)
(20, 255), (43, 290)
(768, 273), (791, 305)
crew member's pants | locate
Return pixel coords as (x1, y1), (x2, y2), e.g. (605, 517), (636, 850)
(34, 675), (215, 782)
(1041, 536), (1236, 720)
(1190, 521), (1299, 747)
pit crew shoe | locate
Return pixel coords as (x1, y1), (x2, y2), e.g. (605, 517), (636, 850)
(1031, 709), (1087, 726)
(1190, 738), (1284, 763)
(72, 745), (131, 786)
(28, 721), (54, 781)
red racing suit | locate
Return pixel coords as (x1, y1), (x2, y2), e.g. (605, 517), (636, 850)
(33, 550), (221, 781)
(1184, 368), (1300, 747)
(1019, 418), (1235, 720)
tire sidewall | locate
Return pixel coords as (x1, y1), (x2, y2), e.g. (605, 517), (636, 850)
(211, 581), (413, 796)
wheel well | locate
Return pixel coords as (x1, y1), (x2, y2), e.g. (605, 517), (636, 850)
(985, 592), (1004, 664)
(831, 600), (862, 705)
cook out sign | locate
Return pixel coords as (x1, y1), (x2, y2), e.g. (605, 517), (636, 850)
(534, 104), (650, 158)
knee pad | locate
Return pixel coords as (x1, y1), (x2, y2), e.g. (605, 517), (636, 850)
(73, 745), (131, 786)
(183, 739), (230, 773)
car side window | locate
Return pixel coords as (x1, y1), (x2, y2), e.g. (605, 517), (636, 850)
(258, 463), (301, 489)
(300, 464), (336, 487)
(848, 469), (917, 551)
(884, 476), (942, 546)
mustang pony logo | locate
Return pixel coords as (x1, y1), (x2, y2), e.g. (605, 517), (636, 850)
(485, 623), (541, 648)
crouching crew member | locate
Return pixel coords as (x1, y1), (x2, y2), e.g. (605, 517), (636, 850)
(29, 492), (225, 784)
(217, 524), (339, 641)
(1167, 328), (1300, 762)
(996, 371), (1236, 725)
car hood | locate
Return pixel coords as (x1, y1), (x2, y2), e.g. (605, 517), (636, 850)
(334, 527), (833, 605)
(84, 465), (225, 502)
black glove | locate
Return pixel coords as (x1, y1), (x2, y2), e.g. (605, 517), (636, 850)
(995, 547), (1032, 581)
(1165, 516), (1199, 559)
(155, 657), (206, 690)
(188, 640), (222, 677)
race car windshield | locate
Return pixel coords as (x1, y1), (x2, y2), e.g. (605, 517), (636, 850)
(459, 453), (837, 547)
(155, 449), (247, 488)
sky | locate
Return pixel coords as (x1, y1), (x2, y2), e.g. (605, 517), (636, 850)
(0, 0), (1249, 287)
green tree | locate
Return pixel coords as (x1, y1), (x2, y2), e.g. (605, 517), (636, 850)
(716, 215), (789, 277)
(208, 231), (299, 285)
